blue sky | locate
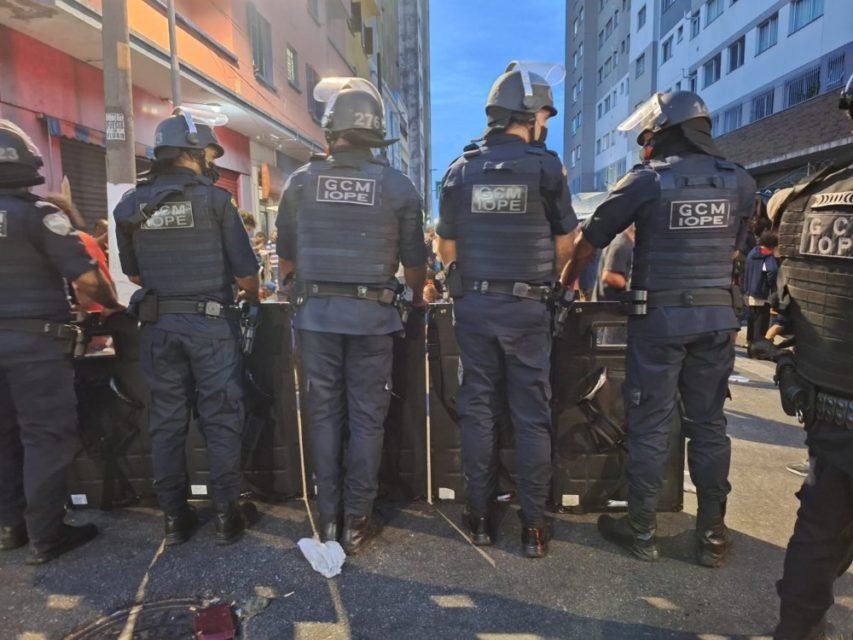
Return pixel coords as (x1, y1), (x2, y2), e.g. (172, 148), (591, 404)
(428, 0), (566, 217)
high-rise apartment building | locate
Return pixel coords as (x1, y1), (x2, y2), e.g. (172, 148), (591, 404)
(565, 0), (852, 193)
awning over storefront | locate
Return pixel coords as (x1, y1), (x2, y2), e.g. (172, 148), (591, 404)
(42, 114), (155, 158)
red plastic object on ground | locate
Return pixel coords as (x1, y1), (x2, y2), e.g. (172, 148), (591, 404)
(193, 603), (236, 640)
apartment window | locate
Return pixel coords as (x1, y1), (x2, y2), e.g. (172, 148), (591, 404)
(579, 42), (584, 58)
(306, 65), (324, 122)
(286, 47), (299, 88)
(598, 67), (603, 84)
(598, 103), (603, 119)
(727, 36), (745, 72)
(576, 145), (581, 162)
(703, 53), (721, 87)
(248, 3), (274, 87)
(605, 95), (611, 111)
(690, 11), (700, 38)
(789, 0), (823, 34)
(663, 0), (676, 9)
(572, 84), (578, 104)
(688, 70), (697, 92)
(637, 4), (646, 29)
(705, 0), (724, 27)
(307, 0), (320, 22)
(604, 56), (612, 77)
(826, 53), (846, 90)
(662, 36), (673, 63)
(676, 25), (684, 42)
(606, 18), (613, 38)
(596, 138), (602, 155)
(711, 113), (720, 136)
(620, 80), (625, 94)
(573, 50), (580, 69)
(722, 105), (742, 133)
(573, 17), (580, 35)
(599, 30), (604, 49)
(577, 77), (583, 96)
(614, 9), (619, 26)
(751, 89), (774, 121)
(757, 13), (778, 55)
(635, 53), (645, 78)
(785, 66), (821, 107)
(675, 80), (682, 91)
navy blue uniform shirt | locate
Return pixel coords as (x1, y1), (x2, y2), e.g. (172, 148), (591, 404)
(583, 155), (754, 338)
(276, 148), (427, 335)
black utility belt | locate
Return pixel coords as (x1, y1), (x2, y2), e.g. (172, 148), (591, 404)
(463, 279), (551, 303)
(302, 282), (397, 305)
(814, 391), (853, 431)
(0, 318), (80, 340)
(157, 299), (238, 319)
(641, 288), (733, 309)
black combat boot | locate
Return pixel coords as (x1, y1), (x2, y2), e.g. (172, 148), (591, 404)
(520, 518), (551, 559)
(340, 514), (382, 555)
(27, 523), (98, 565)
(597, 513), (659, 562)
(695, 497), (732, 568)
(463, 507), (492, 546)
(319, 513), (343, 544)
(0, 523), (28, 551)
(164, 504), (199, 546)
(215, 501), (259, 546)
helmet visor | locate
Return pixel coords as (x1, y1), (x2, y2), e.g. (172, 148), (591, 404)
(505, 61), (566, 87)
(313, 77), (382, 104)
(618, 93), (666, 144)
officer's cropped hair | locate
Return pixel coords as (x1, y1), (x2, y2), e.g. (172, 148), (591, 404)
(759, 231), (779, 250)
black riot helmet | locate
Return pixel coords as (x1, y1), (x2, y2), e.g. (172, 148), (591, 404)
(0, 120), (45, 189)
(840, 73), (853, 119)
(153, 109), (209, 160)
(314, 77), (394, 148)
(485, 61), (564, 131)
(196, 123), (224, 158)
(619, 90), (711, 145)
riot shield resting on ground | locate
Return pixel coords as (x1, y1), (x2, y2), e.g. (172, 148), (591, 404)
(70, 313), (152, 509)
(427, 302), (685, 513)
(550, 302), (684, 513)
(70, 304), (303, 508)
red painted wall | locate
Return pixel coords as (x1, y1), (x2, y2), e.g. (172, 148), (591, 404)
(0, 26), (250, 191)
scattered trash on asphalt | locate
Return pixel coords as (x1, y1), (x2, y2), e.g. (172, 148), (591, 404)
(238, 595), (271, 622)
(298, 537), (346, 578)
(728, 374), (750, 384)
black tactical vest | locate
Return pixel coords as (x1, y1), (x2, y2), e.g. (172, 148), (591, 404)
(455, 143), (554, 283)
(119, 175), (232, 300)
(632, 155), (743, 291)
(0, 195), (72, 320)
(297, 156), (400, 285)
(778, 165), (853, 396)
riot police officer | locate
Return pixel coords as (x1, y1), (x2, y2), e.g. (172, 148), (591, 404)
(436, 62), (578, 558)
(561, 91), (756, 567)
(0, 120), (123, 564)
(770, 75), (853, 640)
(114, 110), (261, 546)
(276, 78), (426, 554)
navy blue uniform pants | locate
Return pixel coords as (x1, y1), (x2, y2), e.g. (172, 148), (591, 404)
(455, 322), (553, 524)
(775, 455), (853, 640)
(140, 328), (244, 514)
(0, 335), (78, 550)
(299, 330), (393, 519)
(624, 330), (734, 523)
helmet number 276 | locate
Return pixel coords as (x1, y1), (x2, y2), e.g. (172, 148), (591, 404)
(352, 112), (382, 130)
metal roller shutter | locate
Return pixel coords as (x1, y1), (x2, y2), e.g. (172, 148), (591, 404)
(217, 168), (241, 206)
(59, 139), (108, 230)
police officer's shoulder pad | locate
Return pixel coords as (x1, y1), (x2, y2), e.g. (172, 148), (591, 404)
(463, 141), (480, 152)
(525, 145), (545, 156)
(41, 209), (74, 236)
(714, 159), (737, 172)
(370, 155), (389, 167)
(545, 148), (560, 159)
(462, 143), (481, 159)
(648, 159), (671, 171)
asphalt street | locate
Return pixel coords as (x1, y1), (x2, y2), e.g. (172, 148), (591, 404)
(1, 350), (851, 640)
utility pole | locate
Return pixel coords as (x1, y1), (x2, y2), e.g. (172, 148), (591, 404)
(102, 0), (137, 302)
(167, 0), (182, 108)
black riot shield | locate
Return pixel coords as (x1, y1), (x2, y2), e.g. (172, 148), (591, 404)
(550, 302), (684, 513)
(427, 301), (685, 513)
(186, 303), (302, 501)
(69, 313), (153, 510)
